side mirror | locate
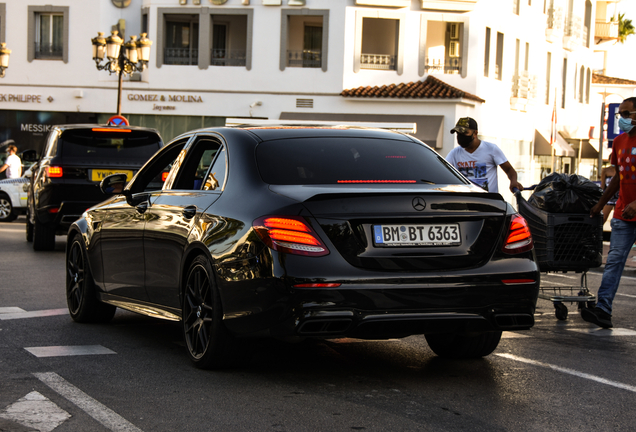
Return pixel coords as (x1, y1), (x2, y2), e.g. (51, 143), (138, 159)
(20, 149), (38, 162)
(100, 173), (128, 196)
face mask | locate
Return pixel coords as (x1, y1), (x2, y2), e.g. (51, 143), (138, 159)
(456, 133), (473, 147)
(619, 117), (635, 133)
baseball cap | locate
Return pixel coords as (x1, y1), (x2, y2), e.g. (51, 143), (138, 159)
(450, 117), (478, 134)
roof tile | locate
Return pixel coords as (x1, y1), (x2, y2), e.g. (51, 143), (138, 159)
(592, 73), (636, 86)
(341, 75), (485, 103)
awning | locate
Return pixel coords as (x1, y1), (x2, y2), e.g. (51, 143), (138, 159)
(568, 139), (599, 159)
(533, 129), (576, 157)
(279, 112), (444, 149)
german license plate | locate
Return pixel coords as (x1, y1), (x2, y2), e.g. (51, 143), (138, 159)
(90, 169), (133, 182)
(373, 224), (461, 246)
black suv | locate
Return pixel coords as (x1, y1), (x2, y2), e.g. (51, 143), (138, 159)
(27, 124), (163, 250)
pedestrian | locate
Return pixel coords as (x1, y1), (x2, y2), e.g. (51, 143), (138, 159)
(446, 117), (523, 193)
(600, 160), (619, 225)
(0, 144), (21, 179)
(583, 97), (636, 328)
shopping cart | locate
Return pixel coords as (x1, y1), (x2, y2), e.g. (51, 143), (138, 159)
(515, 189), (603, 320)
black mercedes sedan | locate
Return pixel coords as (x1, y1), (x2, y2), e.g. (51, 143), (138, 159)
(66, 126), (539, 369)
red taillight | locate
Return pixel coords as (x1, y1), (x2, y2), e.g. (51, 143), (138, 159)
(46, 166), (63, 178)
(503, 214), (533, 254)
(501, 279), (536, 285)
(253, 216), (329, 257)
(161, 171), (169, 182)
(293, 283), (342, 288)
(48, 207), (59, 214)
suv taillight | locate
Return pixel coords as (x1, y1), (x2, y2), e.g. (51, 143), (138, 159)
(253, 216), (329, 257)
(46, 166), (63, 178)
(502, 214), (533, 254)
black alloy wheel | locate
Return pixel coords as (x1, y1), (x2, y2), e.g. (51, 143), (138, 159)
(183, 255), (238, 369)
(425, 331), (502, 359)
(66, 234), (116, 323)
(0, 194), (17, 222)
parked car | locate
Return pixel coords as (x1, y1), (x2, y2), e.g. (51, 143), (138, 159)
(0, 169), (30, 222)
(27, 124), (163, 250)
(66, 126), (540, 369)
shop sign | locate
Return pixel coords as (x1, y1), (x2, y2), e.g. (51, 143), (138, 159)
(127, 94), (203, 103)
(0, 94), (42, 103)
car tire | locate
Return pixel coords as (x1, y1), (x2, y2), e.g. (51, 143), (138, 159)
(182, 255), (239, 369)
(32, 216), (56, 251)
(0, 194), (17, 222)
(66, 234), (116, 323)
(425, 331), (502, 359)
(25, 216), (33, 242)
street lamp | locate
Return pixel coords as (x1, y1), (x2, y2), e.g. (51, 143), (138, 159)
(0, 43), (11, 78)
(91, 30), (152, 115)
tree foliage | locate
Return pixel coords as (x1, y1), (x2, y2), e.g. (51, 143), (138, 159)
(618, 13), (635, 43)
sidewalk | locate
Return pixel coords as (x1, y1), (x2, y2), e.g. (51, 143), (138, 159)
(588, 241), (636, 277)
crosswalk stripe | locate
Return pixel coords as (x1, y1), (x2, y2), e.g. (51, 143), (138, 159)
(0, 309), (68, 320)
(33, 372), (143, 432)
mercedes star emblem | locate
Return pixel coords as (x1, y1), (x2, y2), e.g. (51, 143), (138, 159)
(412, 197), (426, 211)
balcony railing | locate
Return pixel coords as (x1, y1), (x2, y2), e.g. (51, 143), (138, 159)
(34, 43), (63, 60)
(360, 53), (396, 71)
(423, 57), (462, 75)
(287, 50), (322, 68)
(564, 15), (582, 37)
(595, 20), (619, 39)
(547, 6), (563, 30)
(164, 48), (198, 65)
(211, 49), (246, 67)
(511, 70), (537, 99)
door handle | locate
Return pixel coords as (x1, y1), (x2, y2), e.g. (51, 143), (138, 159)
(136, 201), (149, 214)
(182, 205), (197, 219)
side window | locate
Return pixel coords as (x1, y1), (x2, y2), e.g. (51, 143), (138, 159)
(130, 139), (189, 194)
(172, 137), (221, 190)
(203, 147), (226, 191)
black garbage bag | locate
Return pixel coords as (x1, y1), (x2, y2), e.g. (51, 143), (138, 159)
(528, 173), (603, 213)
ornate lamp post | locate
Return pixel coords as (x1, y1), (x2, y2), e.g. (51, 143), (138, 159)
(91, 30), (152, 115)
(0, 43), (11, 78)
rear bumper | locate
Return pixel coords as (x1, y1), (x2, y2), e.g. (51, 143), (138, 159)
(224, 281), (539, 338)
(36, 201), (97, 233)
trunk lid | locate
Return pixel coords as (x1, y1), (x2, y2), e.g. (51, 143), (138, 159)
(271, 185), (508, 271)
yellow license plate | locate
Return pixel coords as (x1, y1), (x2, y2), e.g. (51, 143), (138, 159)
(90, 169), (134, 182)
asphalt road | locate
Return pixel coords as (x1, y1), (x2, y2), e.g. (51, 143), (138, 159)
(2, 217), (636, 432)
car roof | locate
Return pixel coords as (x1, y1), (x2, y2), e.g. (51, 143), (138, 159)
(171, 125), (417, 143)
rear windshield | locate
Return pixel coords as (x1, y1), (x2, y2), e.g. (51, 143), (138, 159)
(256, 137), (467, 185)
(59, 129), (162, 163)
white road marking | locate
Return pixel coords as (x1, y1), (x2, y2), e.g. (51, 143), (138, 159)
(0, 308), (68, 320)
(501, 332), (531, 339)
(0, 391), (71, 432)
(328, 338), (400, 343)
(616, 292), (636, 298)
(25, 345), (116, 358)
(540, 281), (576, 287)
(0, 307), (26, 314)
(567, 327), (636, 336)
(496, 353), (636, 393)
(33, 372), (143, 432)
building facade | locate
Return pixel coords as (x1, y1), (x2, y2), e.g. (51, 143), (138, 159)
(0, 0), (604, 199)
